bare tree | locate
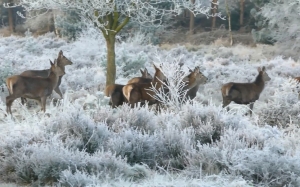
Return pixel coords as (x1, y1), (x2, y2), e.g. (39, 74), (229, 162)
(211, 0), (218, 30)
(5, 0), (223, 86)
(189, 0), (195, 35)
(239, 0), (245, 27)
(7, 0), (14, 33)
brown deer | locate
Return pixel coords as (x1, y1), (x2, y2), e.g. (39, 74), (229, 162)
(122, 64), (166, 108)
(105, 68), (153, 108)
(20, 50), (73, 105)
(221, 66), (271, 116)
(127, 68), (153, 84)
(6, 59), (65, 115)
(184, 66), (208, 101)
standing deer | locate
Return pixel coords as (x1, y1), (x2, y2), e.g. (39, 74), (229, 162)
(105, 68), (153, 108)
(6, 59), (65, 115)
(20, 50), (73, 105)
(122, 64), (166, 108)
(184, 66), (208, 101)
(221, 66), (271, 116)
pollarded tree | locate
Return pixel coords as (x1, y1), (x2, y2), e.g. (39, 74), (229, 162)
(5, 0), (222, 86)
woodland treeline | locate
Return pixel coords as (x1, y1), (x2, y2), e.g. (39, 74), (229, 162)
(0, 0), (271, 44)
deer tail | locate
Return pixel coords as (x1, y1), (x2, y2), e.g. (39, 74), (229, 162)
(6, 77), (15, 95)
(222, 83), (233, 97)
(123, 85), (134, 102)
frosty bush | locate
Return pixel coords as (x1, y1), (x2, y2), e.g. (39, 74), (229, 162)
(47, 112), (111, 154)
(0, 63), (13, 86)
(9, 141), (149, 185)
(258, 78), (300, 126)
(108, 123), (194, 170)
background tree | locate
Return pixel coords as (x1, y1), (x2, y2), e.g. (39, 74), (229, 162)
(239, 0), (245, 27)
(7, 0), (220, 86)
(257, 0), (300, 58)
(211, 0), (218, 30)
(189, 0), (195, 34)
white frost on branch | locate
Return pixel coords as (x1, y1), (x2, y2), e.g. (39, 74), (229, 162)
(6, 0), (225, 33)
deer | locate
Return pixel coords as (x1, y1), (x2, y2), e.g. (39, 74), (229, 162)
(19, 50), (73, 105)
(122, 64), (166, 108)
(105, 68), (153, 108)
(6, 59), (65, 115)
(221, 66), (271, 116)
(160, 66), (208, 105)
(183, 66), (208, 101)
(127, 68), (153, 84)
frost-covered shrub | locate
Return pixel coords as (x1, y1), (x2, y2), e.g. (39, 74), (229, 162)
(107, 104), (158, 133)
(0, 63), (13, 86)
(179, 103), (249, 144)
(45, 103), (111, 153)
(185, 144), (224, 176)
(9, 141), (148, 185)
(258, 78), (300, 126)
(108, 124), (194, 170)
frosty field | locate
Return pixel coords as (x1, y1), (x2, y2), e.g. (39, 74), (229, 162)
(1, 29), (300, 187)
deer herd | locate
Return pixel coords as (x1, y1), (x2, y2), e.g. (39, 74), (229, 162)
(4, 49), (300, 117)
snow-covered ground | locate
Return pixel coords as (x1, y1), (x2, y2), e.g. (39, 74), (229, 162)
(1, 28), (300, 187)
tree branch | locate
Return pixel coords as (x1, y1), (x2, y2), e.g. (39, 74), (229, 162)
(115, 16), (130, 34)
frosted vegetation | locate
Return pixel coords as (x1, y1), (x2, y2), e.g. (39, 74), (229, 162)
(1, 28), (300, 186)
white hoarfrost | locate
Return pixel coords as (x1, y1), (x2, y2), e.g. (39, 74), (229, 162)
(1, 29), (300, 186)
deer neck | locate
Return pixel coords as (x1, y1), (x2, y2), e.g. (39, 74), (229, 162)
(48, 72), (60, 89)
(254, 72), (265, 90)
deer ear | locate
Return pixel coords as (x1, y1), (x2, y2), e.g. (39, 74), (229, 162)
(153, 63), (158, 70)
(257, 67), (261, 72)
(194, 66), (200, 73)
(59, 50), (63, 55)
(262, 66), (266, 71)
(144, 68), (148, 73)
(49, 59), (54, 66)
(140, 69), (143, 74)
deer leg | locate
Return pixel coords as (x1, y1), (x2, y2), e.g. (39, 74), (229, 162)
(249, 102), (254, 116)
(40, 97), (47, 112)
(6, 95), (15, 115)
(54, 86), (63, 98)
(222, 97), (231, 111)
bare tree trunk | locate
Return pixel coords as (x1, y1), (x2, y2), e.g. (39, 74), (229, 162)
(189, 0), (195, 35)
(48, 10), (55, 33)
(106, 32), (116, 86)
(225, 0), (233, 46)
(239, 0), (245, 28)
(8, 1), (14, 33)
(52, 10), (61, 37)
(211, 0), (218, 30)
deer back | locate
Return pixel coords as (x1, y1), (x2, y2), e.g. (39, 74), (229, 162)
(20, 50), (72, 78)
(123, 64), (166, 104)
(127, 68), (153, 84)
(6, 60), (65, 99)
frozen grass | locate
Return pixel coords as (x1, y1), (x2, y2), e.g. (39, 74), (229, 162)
(1, 28), (300, 186)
